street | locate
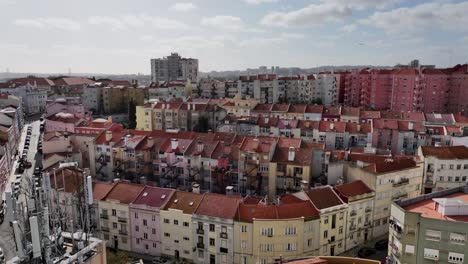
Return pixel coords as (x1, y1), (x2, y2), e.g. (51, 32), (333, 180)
(339, 234), (389, 263)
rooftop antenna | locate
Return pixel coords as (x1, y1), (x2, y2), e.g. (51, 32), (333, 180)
(68, 66), (72, 76)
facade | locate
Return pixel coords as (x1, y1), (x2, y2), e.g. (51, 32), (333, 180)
(160, 191), (205, 262)
(192, 193), (241, 264)
(418, 146), (468, 193)
(389, 184), (468, 264)
(0, 84), (48, 115)
(346, 154), (424, 237)
(151, 53), (199, 82)
(129, 186), (174, 256)
(83, 86), (102, 113)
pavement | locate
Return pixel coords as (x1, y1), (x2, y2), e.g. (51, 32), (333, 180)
(339, 234), (389, 262)
(0, 120), (42, 261)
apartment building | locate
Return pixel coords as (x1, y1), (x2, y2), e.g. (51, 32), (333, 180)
(389, 184), (468, 264)
(334, 180), (375, 251)
(192, 193), (241, 264)
(418, 146), (468, 193)
(129, 186), (174, 256)
(234, 195), (320, 264)
(102, 86), (145, 114)
(98, 181), (144, 251)
(151, 53), (198, 82)
(295, 186), (348, 256)
(346, 154), (423, 236)
(82, 86), (102, 113)
(160, 191), (205, 262)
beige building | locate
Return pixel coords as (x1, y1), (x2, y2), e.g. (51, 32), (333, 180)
(418, 146), (468, 193)
(234, 195), (320, 264)
(160, 191), (204, 262)
(98, 182), (144, 251)
(220, 95), (260, 117)
(334, 180), (376, 251)
(346, 155), (424, 236)
(294, 186), (348, 256)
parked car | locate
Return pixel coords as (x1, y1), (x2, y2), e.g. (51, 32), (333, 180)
(375, 238), (389, 250)
(0, 246), (5, 264)
(358, 247), (376, 258)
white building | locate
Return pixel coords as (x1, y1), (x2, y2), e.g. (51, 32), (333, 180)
(0, 84), (48, 115)
(151, 53), (198, 83)
(83, 86), (102, 113)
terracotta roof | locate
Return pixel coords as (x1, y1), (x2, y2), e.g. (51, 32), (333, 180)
(132, 186), (174, 208)
(8, 77), (54, 87)
(153, 102), (182, 110)
(195, 193), (241, 219)
(277, 138), (301, 148)
(305, 105), (323, 114)
(360, 111), (381, 119)
(373, 119), (398, 130)
(240, 137), (276, 153)
(421, 146), (468, 159)
(164, 191), (205, 214)
(185, 140), (219, 158)
(54, 77), (94, 86)
(252, 104), (273, 112)
(445, 126), (462, 134)
(334, 180), (374, 200)
(93, 182), (115, 201)
(297, 120), (320, 130)
(454, 113), (468, 124)
(237, 199), (319, 222)
(319, 121), (346, 133)
(277, 119), (298, 129)
(393, 69), (418, 75)
(397, 121), (425, 132)
(363, 158), (417, 173)
(288, 104), (306, 114)
(346, 123), (372, 134)
(341, 107), (360, 117)
(49, 167), (84, 193)
(271, 146), (313, 166)
(322, 106), (341, 116)
(95, 130), (126, 145)
(425, 113), (455, 124)
(286, 257), (328, 264)
(401, 112), (425, 122)
(425, 125), (446, 135)
(305, 186), (345, 210)
(102, 182), (145, 204)
(271, 104), (290, 112)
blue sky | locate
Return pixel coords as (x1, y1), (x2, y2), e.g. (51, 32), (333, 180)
(1, 0), (467, 74)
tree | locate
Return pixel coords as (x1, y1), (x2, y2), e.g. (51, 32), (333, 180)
(106, 250), (132, 264)
(128, 99), (137, 129)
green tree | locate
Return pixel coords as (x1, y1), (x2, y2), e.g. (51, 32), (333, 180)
(128, 99), (137, 129)
(106, 250), (132, 264)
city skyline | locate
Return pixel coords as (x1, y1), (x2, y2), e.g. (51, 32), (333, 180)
(1, 0), (468, 74)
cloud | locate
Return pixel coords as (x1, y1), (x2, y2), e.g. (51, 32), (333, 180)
(327, 0), (399, 10)
(88, 15), (188, 31)
(341, 24), (357, 32)
(14, 17), (81, 31)
(243, 0), (278, 4)
(201, 15), (246, 31)
(261, 2), (352, 27)
(280, 33), (305, 39)
(169, 2), (196, 12)
(361, 2), (468, 33)
(238, 33), (305, 47)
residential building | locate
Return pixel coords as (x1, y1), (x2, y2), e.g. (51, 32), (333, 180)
(0, 83), (48, 115)
(83, 86), (102, 113)
(129, 186), (174, 256)
(346, 154), (424, 236)
(160, 191), (205, 262)
(151, 53), (198, 82)
(98, 181), (144, 251)
(334, 180), (375, 251)
(418, 146), (468, 193)
(389, 183), (468, 264)
(285, 256), (381, 264)
(192, 193), (241, 264)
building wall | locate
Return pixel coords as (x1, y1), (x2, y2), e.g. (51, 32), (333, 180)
(129, 205), (162, 256)
(98, 200), (132, 251)
(421, 155), (468, 193)
(160, 209), (195, 261)
(318, 207), (348, 256)
(345, 195), (375, 251)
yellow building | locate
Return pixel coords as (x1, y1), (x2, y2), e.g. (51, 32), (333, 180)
(160, 191), (205, 261)
(346, 156), (423, 237)
(103, 87), (146, 114)
(294, 186), (349, 256)
(97, 182), (144, 251)
(234, 195), (320, 264)
(220, 94), (260, 117)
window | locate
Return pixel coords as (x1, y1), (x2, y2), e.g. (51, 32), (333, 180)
(164, 219), (170, 224)
(112, 209), (116, 216)
(339, 226), (343, 234)
(152, 215), (156, 221)
(112, 223), (117, 229)
(241, 257), (247, 264)
(285, 243), (297, 251)
(241, 225), (247, 232)
(260, 244), (273, 252)
(464, 164), (468, 169)
(143, 219), (147, 226)
(135, 226), (139, 232)
(457, 164), (461, 170)
(209, 238), (215, 246)
(339, 212), (344, 220)
(174, 220), (179, 225)
(153, 243), (157, 248)
(285, 227), (297, 235)
(164, 233), (170, 237)
(152, 228), (156, 235)
(324, 230), (328, 238)
(209, 224), (215, 232)
(450, 164), (454, 170)
(324, 217), (329, 224)
(183, 237), (189, 241)
(241, 240), (247, 249)
(331, 214), (336, 229)
(261, 227), (273, 236)
(183, 222), (189, 227)
(174, 240), (179, 244)
(134, 212), (138, 219)
(448, 176), (453, 182)
(307, 239), (312, 247)
(136, 238), (140, 244)
(143, 233), (148, 239)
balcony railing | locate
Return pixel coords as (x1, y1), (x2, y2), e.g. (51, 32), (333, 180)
(119, 230), (128, 235)
(101, 226), (110, 232)
(118, 217), (127, 223)
(197, 242), (205, 249)
(350, 211), (357, 216)
(100, 214), (109, 219)
(220, 232), (228, 239)
(364, 221), (372, 227)
(349, 225), (356, 231)
(393, 178), (409, 187)
(196, 229), (204, 235)
(365, 207), (372, 213)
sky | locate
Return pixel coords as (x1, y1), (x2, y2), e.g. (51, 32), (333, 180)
(1, 0), (468, 74)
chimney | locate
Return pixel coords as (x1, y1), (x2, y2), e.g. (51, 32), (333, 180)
(252, 138), (259, 149)
(197, 141), (204, 153)
(105, 131), (112, 142)
(226, 186), (234, 196)
(124, 134), (131, 145)
(288, 147), (295, 161)
(67, 146), (73, 152)
(107, 116), (113, 123)
(300, 180), (309, 191)
(408, 122), (414, 130)
(330, 123), (335, 130)
(171, 139), (178, 150)
(192, 183), (200, 194)
(147, 136), (154, 146)
(357, 124), (361, 131)
(140, 176), (147, 185)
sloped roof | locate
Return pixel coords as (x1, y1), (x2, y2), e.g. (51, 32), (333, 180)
(421, 146), (468, 159)
(93, 182), (115, 201)
(164, 191), (205, 214)
(102, 182), (144, 204)
(195, 193), (241, 219)
(305, 186), (345, 210)
(334, 180), (374, 199)
(132, 186), (174, 208)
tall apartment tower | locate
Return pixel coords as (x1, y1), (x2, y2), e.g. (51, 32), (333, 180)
(150, 52), (198, 83)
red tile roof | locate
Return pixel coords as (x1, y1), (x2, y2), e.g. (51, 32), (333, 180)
(102, 182), (145, 204)
(297, 120), (320, 130)
(272, 104), (290, 112)
(446, 126), (462, 134)
(288, 104), (306, 114)
(334, 180), (374, 200)
(360, 111), (381, 119)
(252, 104), (273, 112)
(240, 137), (276, 153)
(93, 182), (115, 201)
(319, 121), (346, 133)
(54, 77), (94, 86)
(305, 105), (323, 114)
(50, 167), (84, 193)
(322, 106), (341, 116)
(195, 193), (241, 219)
(8, 77), (55, 87)
(305, 186), (345, 210)
(271, 146), (313, 166)
(164, 191), (205, 214)
(421, 146), (468, 159)
(277, 137), (301, 148)
(341, 107), (360, 117)
(425, 113), (455, 124)
(363, 158), (417, 173)
(95, 130), (126, 145)
(132, 186), (174, 208)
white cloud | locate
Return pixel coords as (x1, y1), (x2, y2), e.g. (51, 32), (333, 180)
(14, 17), (81, 31)
(361, 2), (468, 33)
(261, 3), (352, 27)
(280, 33), (305, 39)
(169, 2), (196, 12)
(243, 0), (278, 5)
(341, 24), (357, 32)
(238, 33), (305, 47)
(201, 15), (245, 31)
(327, 0), (399, 10)
(88, 15), (187, 31)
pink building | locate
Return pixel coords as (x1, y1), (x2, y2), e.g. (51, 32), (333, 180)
(129, 186), (174, 256)
(447, 64), (468, 115)
(45, 113), (85, 133)
(46, 98), (88, 118)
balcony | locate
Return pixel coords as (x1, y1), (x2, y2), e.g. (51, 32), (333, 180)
(350, 210), (357, 217)
(349, 225), (356, 231)
(392, 193), (408, 200)
(220, 247), (228, 253)
(220, 232), (228, 239)
(196, 229), (204, 235)
(393, 178), (409, 187)
(101, 226), (110, 232)
(197, 242), (205, 249)
(364, 221), (372, 227)
(119, 230), (128, 235)
(365, 207), (372, 213)
(118, 217), (127, 223)
(100, 214), (109, 220)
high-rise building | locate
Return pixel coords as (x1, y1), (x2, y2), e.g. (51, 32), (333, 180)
(151, 53), (198, 83)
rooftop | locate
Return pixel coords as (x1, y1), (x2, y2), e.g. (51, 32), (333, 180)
(420, 146), (468, 159)
(132, 186), (174, 208)
(195, 193), (241, 219)
(334, 180), (374, 200)
(164, 191), (205, 214)
(101, 182), (144, 204)
(304, 186), (345, 210)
